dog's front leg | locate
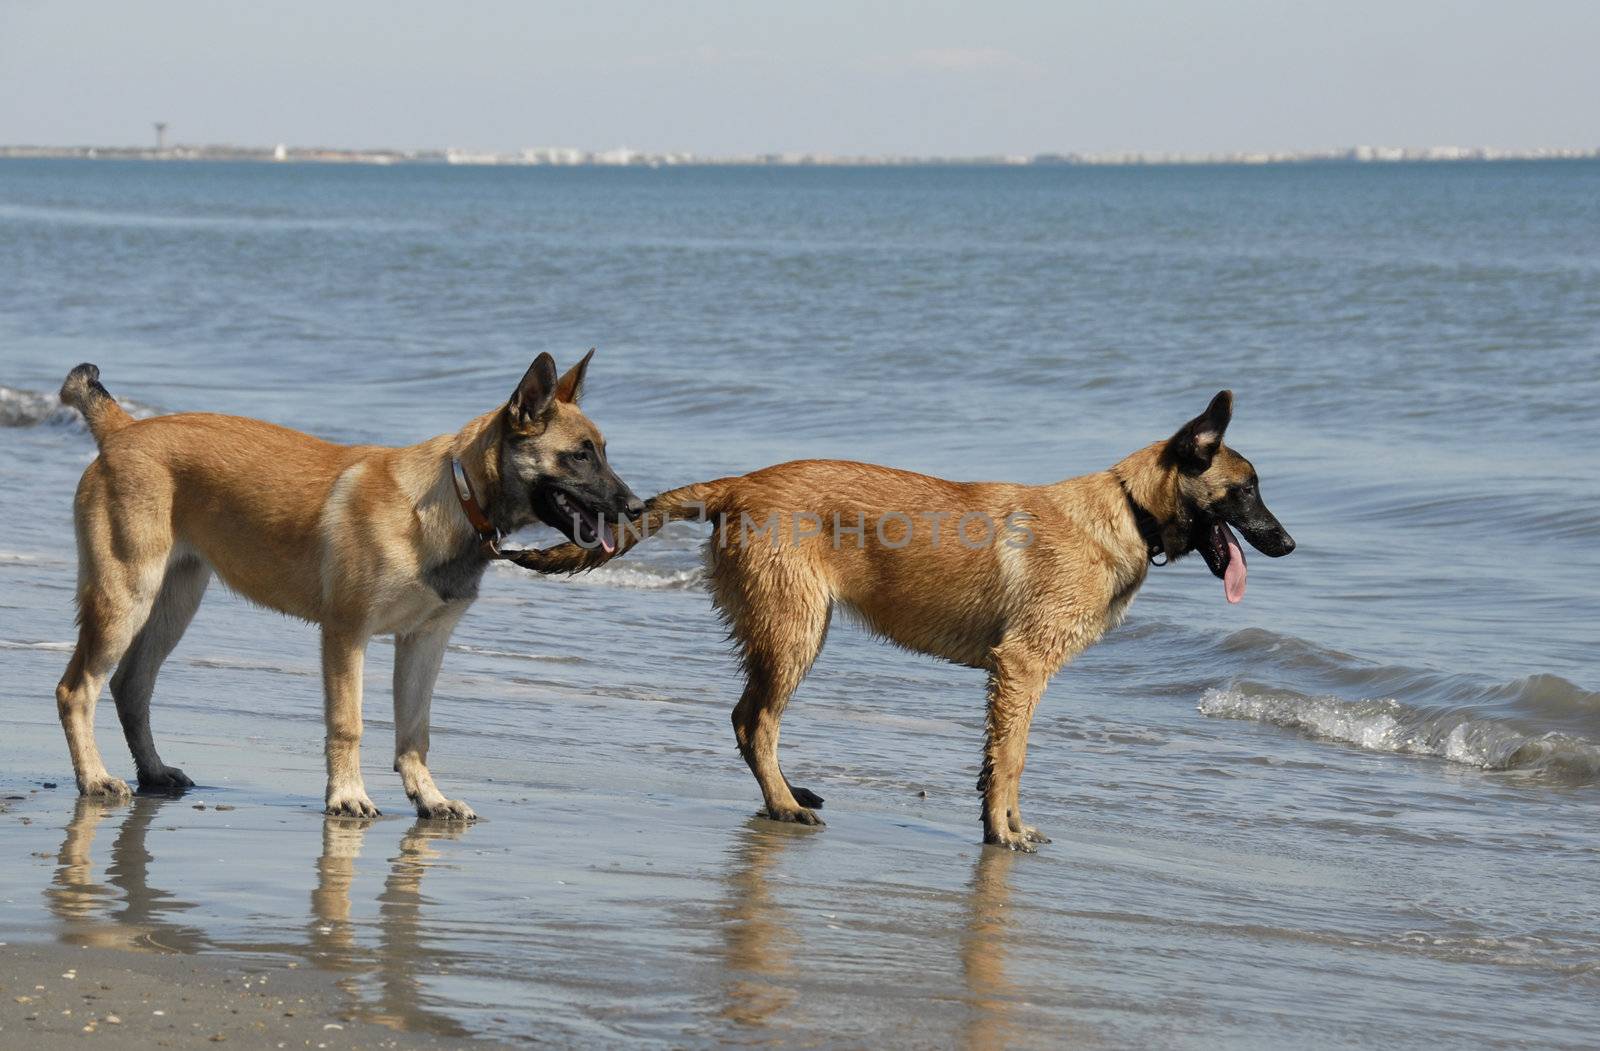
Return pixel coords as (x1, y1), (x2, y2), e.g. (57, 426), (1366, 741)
(979, 654), (1050, 852)
(322, 630), (380, 817)
(393, 612), (475, 821)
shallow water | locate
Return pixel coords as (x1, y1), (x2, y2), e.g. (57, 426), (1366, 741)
(1, 158), (1598, 1047)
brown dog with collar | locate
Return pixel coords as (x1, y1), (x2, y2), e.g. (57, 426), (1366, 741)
(54, 354), (640, 818)
(516, 391), (1295, 850)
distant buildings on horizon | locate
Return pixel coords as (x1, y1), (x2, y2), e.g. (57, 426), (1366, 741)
(2, 142), (1596, 167)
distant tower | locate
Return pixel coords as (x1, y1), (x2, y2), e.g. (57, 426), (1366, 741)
(153, 122), (168, 151)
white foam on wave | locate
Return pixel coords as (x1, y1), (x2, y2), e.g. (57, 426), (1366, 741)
(1391, 930), (1599, 975)
(0, 384), (161, 429)
(0, 386), (71, 427)
(1199, 687), (1600, 781)
(577, 563), (706, 591)
(0, 639), (75, 652)
(493, 558), (705, 592)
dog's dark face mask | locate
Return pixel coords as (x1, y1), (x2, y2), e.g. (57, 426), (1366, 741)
(498, 351), (644, 553)
(1164, 391), (1296, 604)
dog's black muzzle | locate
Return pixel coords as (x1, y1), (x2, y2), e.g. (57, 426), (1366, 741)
(1206, 489), (1296, 560)
(532, 468), (644, 546)
(1227, 498), (1295, 558)
(588, 472), (644, 520)
(1237, 519), (1295, 557)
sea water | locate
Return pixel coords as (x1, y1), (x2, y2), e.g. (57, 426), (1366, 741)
(1, 158), (1596, 1047)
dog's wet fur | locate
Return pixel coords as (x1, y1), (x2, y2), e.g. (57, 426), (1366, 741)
(516, 391), (1294, 850)
(53, 354), (640, 819)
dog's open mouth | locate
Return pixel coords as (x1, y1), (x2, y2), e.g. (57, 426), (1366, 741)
(545, 490), (615, 554)
(1198, 518), (1248, 604)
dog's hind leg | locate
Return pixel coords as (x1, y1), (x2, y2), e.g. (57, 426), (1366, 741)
(56, 492), (170, 798)
(393, 608), (475, 821)
(322, 630), (380, 818)
(110, 554), (210, 791)
(978, 646), (1052, 853)
(777, 605), (830, 811)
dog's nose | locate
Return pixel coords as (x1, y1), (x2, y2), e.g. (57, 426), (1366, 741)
(623, 495), (646, 518)
(1279, 534), (1296, 556)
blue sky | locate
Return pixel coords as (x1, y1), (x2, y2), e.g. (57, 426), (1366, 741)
(2, 1), (1596, 154)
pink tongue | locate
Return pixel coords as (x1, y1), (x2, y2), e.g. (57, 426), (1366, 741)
(598, 523), (616, 555)
(1220, 522), (1247, 604)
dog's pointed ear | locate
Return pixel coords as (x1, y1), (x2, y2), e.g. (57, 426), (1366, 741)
(554, 348), (594, 405)
(1168, 390), (1233, 471)
(508, 353), (559, 430)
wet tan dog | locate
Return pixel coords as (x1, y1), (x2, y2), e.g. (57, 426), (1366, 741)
(516, 392), (1294, 850)
(55, 355), (641, 819)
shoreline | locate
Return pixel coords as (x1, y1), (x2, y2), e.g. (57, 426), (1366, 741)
(2, 144), (1597, 168)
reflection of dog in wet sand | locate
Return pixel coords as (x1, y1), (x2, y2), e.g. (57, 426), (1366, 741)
(53, 356), (641, 819)
(518, 392), (1295, 850)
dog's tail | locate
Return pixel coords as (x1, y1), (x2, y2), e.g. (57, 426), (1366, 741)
(59, 364), (133, 446)
(511, 477), (737, 575)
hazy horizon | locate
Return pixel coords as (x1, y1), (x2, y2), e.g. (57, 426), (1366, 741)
(2, 1), (1597, 156)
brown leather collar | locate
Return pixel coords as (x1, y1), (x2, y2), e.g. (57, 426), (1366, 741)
(451, 458), (508, 560)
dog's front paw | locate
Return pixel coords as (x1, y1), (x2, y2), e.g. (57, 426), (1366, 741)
(79, 774), (132, 799)
(418, 798), (476, 822)
(138, 766), (194, 792)
(983, 830), (1039, 854)
(762, 805), (825, 827)
(325, 790), (381, 819)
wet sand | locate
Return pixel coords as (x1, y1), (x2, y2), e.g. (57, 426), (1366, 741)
(0, 941), (474, 1048)
(0, 717), (1084, 1049)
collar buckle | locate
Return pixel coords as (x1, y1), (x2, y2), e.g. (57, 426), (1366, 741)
(451, 458), (504, 559)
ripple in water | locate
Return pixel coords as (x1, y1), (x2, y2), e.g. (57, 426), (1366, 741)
(1199, 685), (1600, 784)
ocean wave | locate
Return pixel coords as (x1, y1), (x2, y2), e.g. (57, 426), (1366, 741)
(0, 386), (75, 428)
(495, 558), (705, 591)
(0, 639), (75, 652)
(1214, 628), (1600, 728)
(1199, 686), (1600, 783)
(0, 551), (69, 567)
(1336, 484), (1600, 542)
(1388, 930), (1600, 979)
(580, 562), (705, 591)
(0, 384), (161, 429)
